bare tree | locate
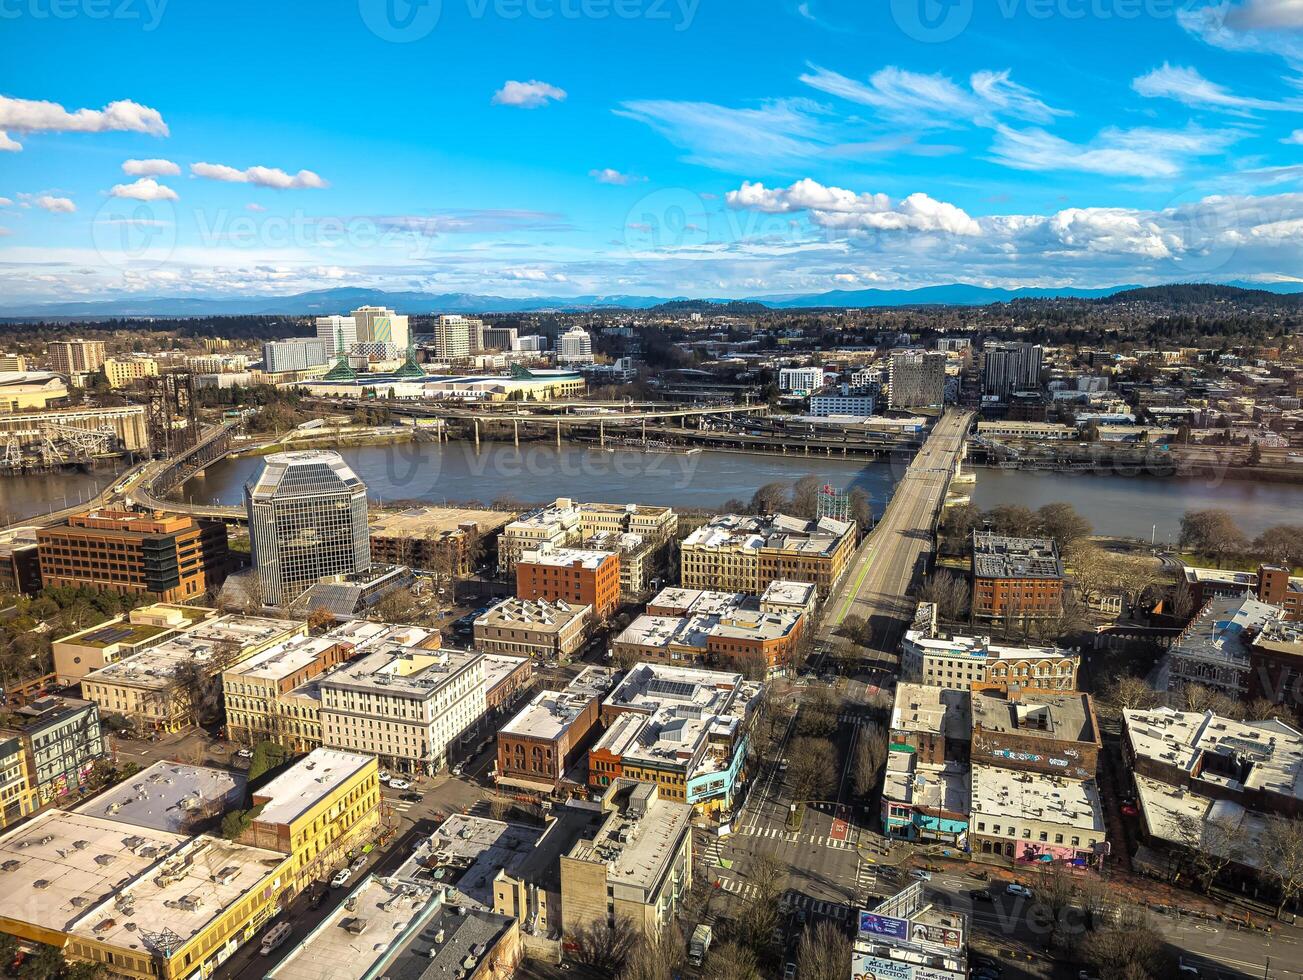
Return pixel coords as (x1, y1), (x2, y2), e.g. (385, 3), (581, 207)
(1174, 811), (1244, 893)
(619, 923), (685, 980)
(1261, 815), (1303, 917)
(1097, 676), (1162, 719)
(1036, 862), (1080, 949)
(733, 849), (785, 955)
(918, 571), (969, 621)
(701, 940), (761, 980)
(568, 917), (639, 975)
(796, 920), (852, 980)
(851, 721), (888, 799)
(787, 737), (836, 804)
(796, 687), (839, 737)
(1077, 919), (1169, 980)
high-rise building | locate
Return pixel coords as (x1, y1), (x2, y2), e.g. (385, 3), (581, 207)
(350, 305), (410, 354)
(433, 314), (484, 361)
(981, 342), (1044, 397)
(245, 451), (371, 606)
(46, 340), (106, 377)
(778, 366), (825, 395)
(315, 314), (358, 355)
(556, 326), (594, 364)
(0, 354), (28, 372)
(516, 335), (547, 352)
(480, 326), (518, 351)
(36, 509), (229, 603)
(888, 351), (946, 409)
(262, 338), (328, 373)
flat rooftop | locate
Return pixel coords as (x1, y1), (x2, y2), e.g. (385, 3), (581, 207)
(1172, 594), (1282, 666)
(969, 764), (1104, 834)
(0, 809), (188, 934)
(682, 512), (852, 554)
(883, 753), (970, 815)
(518, 546), (615, 569)
(56, 619), (172, 650)
(971, 689), (1096, 744)
(1123, 707), (1303, 802)
(567, 783), (691, 894)
(475, 597), (589, 632)
(891, 683), (972, 741)
(480, 654), (530, 695)
(223, 635), (339, 682)
(368, 505), (516, 538)
(972, 532), (1063, 580)
(68, 834), (287, 955)
(406, 814), (544, 905)
(604, 662), (750, 716)
(251, 749), (373, 826)
(266, 875), (440, 980)
(322, 647), (482, 699)
(76, 762), (245, 834)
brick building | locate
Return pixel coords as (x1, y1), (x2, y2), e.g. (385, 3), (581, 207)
(516, 546), (620, 620)
(37, 509), (229, 603)
(495, 667), (616, 793)
(970, 532), (1065, 620)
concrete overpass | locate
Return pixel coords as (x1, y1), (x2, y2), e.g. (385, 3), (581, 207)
(818, 410), (973, 666)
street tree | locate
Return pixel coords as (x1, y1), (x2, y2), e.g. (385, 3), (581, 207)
(568, 917), (639, 975)
(796, 920), (852, 980)
(1174, 811), (1243, 893)
(619, 923), (685, 980)
(787, 737), (836, 805)
(851, 721), (888, 799)
(917, 571), (969, 621)
(701, 941), (761, 980)
(797, 687), (839, 737)
(1077, 919), (1168, 979)
(1261, 815), (1303, 917)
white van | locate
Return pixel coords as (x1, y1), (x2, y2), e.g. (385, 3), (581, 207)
(260, 921), (292, 955)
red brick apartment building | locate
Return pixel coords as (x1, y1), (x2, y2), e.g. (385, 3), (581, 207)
(37, 509), (229, 603)
(516, 547), (620, 620)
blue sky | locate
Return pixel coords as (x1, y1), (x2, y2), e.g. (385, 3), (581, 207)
(1, 0), (1301, 302)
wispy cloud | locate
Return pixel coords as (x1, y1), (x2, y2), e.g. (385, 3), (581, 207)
(989, 123), (1239, 177)
(123, 158), (180, 177)
(1133, 63), (1298, 113)
(589, 168), (647, 185)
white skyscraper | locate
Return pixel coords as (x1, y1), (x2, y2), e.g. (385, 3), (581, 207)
(557, 326), (594, 364)
(315, 315), (357, 356)
(350, 305), (410, 355)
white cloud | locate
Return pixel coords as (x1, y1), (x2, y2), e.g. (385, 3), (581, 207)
(492, 80), (567, 108)
(246, 203), (267, 212)
(109, 177), (178, 201)
(989, 123), (1238, 177)
(34, 195), (75, 213)
(726, 179), (981, 235)
(503, 267), (566, 281)
(191, 162), (328, 189)
(799, 65), (1066, 126)
(0, 197), (11, 207)
(1133, 63), (1295, 113)
(1284, 129), (1303, 143)
(589, 168), (646, 185)
(122, 158), (180, 177)
(0, 96), (167, 152)
(1223, 0), (1303, 30)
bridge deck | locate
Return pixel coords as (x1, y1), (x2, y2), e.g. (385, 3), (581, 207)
(818, 410), (973, 664)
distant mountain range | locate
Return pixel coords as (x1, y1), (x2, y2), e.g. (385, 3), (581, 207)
(3, 280), (1301, 318)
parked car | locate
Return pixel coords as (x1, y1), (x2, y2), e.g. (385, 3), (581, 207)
(388, 778), (412, 790)
(1120, 803), (1138, 817)
(378, 770), (391, 783)
(351, 854), (367, 871)
(452, 762), (465, 776)
(971, 890), (994, 903)
(236, 748), (253, 759)
(910, 870), (933, 882)
(331, 868), (352, 889)
(1005, 883), (1033, 898)
(783, 964), (797, 980)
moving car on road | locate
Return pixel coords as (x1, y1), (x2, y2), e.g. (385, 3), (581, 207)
(1005, 883), (1033, 898)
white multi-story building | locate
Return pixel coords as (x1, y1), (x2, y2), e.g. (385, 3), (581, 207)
(778, 366), (825, 395)
(557, 326), (594, 364)
(433, 314), (484, 361)
(319, 646), (487, 775)
(516, 335), (548, 352)
(810, 384), (876, 417)
(316, 314), (358, 356)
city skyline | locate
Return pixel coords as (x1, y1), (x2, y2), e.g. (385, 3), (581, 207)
(2, 0), (1302, 305)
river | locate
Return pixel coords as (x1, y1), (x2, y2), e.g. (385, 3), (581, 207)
(9, 441), (1303, 542)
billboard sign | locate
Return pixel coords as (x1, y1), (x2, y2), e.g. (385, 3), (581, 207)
(851, 953), (965, 980)
(858, 912), (909, 940)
